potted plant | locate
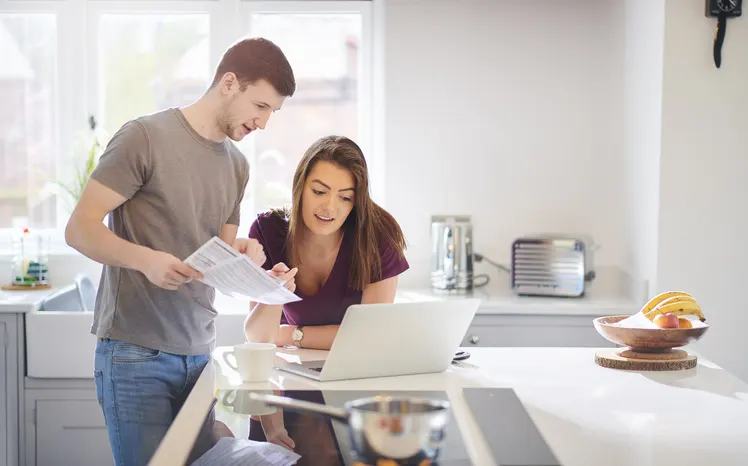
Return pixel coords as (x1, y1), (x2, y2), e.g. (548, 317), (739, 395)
(52, 115), (108, 212)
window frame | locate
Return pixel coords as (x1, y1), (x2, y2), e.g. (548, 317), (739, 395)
(0, 0), (381, 254)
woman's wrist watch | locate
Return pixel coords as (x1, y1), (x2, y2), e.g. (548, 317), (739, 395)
(292, 326), (305, 348)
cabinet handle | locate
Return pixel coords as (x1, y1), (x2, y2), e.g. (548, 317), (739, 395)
(469, 335), (479, 344)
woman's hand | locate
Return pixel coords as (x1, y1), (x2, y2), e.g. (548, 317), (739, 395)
(274, 325), (296, 347)
(268, 262), (298, 293)
(232, 238), (266, 266)
(259, 410), (295, 451)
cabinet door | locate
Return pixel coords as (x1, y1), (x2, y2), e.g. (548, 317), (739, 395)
(0, 319), (7, 466)
(35, 400), (112, 466)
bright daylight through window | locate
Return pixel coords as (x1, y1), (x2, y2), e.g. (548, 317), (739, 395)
(0, 1), (371, 248)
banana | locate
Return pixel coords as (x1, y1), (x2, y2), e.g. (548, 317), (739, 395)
(651, 294), (698, 311)
(644, 299), (706, 322)
(639, 291), (695, 316)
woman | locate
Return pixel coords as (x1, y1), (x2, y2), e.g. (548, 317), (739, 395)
(243, 135), (409, 457)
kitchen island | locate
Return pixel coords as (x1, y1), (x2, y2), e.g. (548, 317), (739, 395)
(152, 346), (748, 466)
(0, 267), (638, 465)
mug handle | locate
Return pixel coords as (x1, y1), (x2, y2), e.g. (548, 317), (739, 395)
(222, 350), (238, 371)
(221, 390), (236, 408)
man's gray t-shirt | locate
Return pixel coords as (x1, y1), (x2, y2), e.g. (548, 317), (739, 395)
(89, 108), (249, 355)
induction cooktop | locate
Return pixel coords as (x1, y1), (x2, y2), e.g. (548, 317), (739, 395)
(462, 388), (561, 466)
(216, 389), (470, 465)
(211, 388), (559, 465)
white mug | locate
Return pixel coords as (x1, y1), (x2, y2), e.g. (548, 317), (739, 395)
(222, 342), (277, 382)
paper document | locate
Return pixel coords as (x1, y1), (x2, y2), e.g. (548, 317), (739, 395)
(191, 437), (301, 466)
(185, 237), (301, 305)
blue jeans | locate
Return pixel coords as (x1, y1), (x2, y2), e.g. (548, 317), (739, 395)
(94, 338), (214, 466)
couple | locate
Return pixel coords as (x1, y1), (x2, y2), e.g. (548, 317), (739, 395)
(65, 37), (408, 466)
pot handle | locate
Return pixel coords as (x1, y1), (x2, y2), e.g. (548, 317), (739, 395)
(249, 392), (349, 423)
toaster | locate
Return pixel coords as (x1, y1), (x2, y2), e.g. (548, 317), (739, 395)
(510, 235), (596, 298)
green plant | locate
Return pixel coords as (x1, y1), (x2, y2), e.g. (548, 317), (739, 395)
(52, 115), (107, 211)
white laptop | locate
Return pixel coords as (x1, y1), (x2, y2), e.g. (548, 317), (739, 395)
(275, 298), (481, 382)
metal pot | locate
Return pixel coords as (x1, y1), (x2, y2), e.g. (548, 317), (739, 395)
(249, 392), (451, 463)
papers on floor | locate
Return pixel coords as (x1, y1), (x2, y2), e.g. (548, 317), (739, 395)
(185, 236), (301, 305)
(191, 437), (301, 466)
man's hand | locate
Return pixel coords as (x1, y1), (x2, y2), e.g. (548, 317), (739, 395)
(269, 262), (298, 292)
(140, 250), (203, 290)
(232, 238), (266, 266)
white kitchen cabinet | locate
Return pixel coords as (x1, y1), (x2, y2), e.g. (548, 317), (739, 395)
(1, 314), (22, 466)
(0, 318), (7, 466)
(25, 383), (112, 466)
(461, 314), (616, 348)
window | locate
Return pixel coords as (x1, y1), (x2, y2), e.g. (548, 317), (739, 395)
(98, 13), (211, 136)
(237, 9), (366, 234)
(0, 14), (58, 229)
(0, 0), (374, 252)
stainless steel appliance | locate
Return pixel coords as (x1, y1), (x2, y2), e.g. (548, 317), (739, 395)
(430, 215), (474, 292)
(510, 234), (596, 298)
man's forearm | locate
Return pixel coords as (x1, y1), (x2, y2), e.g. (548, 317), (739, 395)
(244, 303), (284, 344)
(65, 215), (152, 271)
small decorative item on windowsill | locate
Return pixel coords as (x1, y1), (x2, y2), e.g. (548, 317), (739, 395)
(2, 226), (51, 291)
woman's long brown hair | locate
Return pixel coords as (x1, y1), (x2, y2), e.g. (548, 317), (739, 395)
(273, 135), (406, 290)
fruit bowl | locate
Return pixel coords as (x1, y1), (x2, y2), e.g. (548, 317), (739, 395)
(593, 315), (710, 352)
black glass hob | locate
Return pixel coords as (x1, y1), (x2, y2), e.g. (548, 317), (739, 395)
(215, 389), (470, 465)
(463, 388), (561, 466)
(212, 388), (559, 466)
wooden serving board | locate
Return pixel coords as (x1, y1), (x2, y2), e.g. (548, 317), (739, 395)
(1, 283), (52, 291)
(595, 348), (697, 371)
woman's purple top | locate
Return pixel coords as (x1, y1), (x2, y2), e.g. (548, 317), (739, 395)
(248, 211), (409, 326)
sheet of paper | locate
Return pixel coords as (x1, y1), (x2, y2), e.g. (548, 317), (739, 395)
(191, 437), (301, 466)
(185, 237), (301, 305)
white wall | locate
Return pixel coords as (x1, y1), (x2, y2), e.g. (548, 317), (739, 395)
(383, 0), (627, 286)
(657, 0), (748, 381)
(622, 0), (665, 298)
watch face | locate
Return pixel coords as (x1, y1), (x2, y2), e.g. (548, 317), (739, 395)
(292, 329), (302, 341)
(718, 0), (739, 12)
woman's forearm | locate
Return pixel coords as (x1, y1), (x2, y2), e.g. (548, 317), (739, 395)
(276, 324), (340, 350)
(244, 302), (284, 343)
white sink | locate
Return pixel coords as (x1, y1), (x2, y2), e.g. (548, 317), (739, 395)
(25, 310), (248, 379)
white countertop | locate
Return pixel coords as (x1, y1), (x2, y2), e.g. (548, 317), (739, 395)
(0, 287), (57, 313)
(151, 346), (748, 466)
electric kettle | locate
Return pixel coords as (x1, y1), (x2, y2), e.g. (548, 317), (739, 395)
(430, 215), (474, 292)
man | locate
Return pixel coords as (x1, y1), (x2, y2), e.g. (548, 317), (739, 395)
(65, 37), (297, 466)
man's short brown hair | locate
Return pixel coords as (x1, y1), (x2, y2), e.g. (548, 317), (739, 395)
(211, 37), (296, 97)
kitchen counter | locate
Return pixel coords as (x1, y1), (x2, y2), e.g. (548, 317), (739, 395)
(151, 346), (748, 466)
(153, 346), (748, 465)
(0, 287), (57, 313)
(0, 266), (641, 316)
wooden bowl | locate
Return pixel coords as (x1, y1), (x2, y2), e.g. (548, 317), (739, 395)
(593, 315), (709, 352)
